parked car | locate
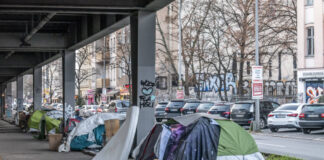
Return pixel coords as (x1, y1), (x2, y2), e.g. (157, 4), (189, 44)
(107, 100), (130, 113)
(85, 105), (100, 117)
(80, 105), (87, 117)
(155, 102), (169, 122)
(180, 100), (200, 115)
(208, 103), (233, 119)
(267, 103), (302, 132)
(230, 101), (280, 129)
(196, 102), (214, 113)
(299, 104), (324, 134)
(165, 100), (186, 118)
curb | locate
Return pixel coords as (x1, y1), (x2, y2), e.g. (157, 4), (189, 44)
(253, 132), (324, 142)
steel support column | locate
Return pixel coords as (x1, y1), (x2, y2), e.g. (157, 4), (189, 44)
(33, 67), (42, 110)
(0, 85), (4, 119)
(62, 50), (76, 122)
(5, 82), (12, 118)
(17, 76), (24, 111)
(131, 11), (156, 144)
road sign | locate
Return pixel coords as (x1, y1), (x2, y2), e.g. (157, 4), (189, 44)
(176, 89), (184, 99)
(252, 66), (263, 99)
(252, 82), (263, 99)
(252, 66), (263, 82)
(101, 95), (107, 103)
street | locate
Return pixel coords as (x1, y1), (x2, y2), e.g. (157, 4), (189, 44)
(252, 129), (324, 160)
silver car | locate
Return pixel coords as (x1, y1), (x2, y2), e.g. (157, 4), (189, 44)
(107, 100), (130, 113)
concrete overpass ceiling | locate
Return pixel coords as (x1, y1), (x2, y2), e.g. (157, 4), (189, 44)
(0, 0), (173, 84)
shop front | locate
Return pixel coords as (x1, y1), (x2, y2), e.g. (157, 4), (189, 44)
(298, 69), (324, 103)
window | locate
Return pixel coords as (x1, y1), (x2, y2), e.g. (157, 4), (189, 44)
(269, 60), (272, 77)
(306, 0), (313, 6)
(247, 61), (251, 75)
(307, 27), (314, 56)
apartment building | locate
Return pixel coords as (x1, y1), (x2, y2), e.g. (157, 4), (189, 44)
(297, 0), (324, 103)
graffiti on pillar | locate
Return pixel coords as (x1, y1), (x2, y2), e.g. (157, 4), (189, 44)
(64, 103), (74, 120)
(139, 80), (155, 108)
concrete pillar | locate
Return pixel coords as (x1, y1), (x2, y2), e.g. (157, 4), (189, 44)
(63, 50), (76, 120)
(17, 76), (24, 111)
(33, 67), (42, 110)
(130, 11), (156, 144)
(5, 82), (12, 118)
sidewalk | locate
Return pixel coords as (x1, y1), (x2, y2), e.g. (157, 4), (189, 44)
(0, 120), (92, 160)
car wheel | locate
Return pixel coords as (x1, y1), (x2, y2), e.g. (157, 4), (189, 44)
(302, 128), (311, 134)
(270, 127), (279, 132)
(296, 128), (302, 132)
(259, 118), (266, 129)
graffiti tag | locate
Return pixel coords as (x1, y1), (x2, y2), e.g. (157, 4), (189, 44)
(139, 80), (155, 108)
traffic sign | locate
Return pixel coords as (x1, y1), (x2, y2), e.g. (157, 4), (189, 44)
(252, 83), (263, 99)
(176, 89), (184, 99)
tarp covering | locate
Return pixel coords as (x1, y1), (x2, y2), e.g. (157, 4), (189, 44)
(45, 116), (61, 133)
(70, 125), (105, 150)
(28, 110), (46, 130)
(93, 106), (139, 160)
(58, 113), (126, 152)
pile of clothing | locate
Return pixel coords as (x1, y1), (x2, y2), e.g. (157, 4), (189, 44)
(133, 114), (264, 160)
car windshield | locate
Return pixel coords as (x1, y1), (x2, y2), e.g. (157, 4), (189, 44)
(302, 105), (324, 113)
(156, 104), (167, 108)
(197, 103), (214, 110)
(183, 102), (200, 109)
(232, 103), (252, 111)
(211, 105), (230, 111)
(168, 101), (185, 108)
(276, 104), (299, 111)
(117, 101), (130, 108)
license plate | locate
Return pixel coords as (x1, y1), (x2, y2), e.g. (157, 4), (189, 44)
(308, 115), (319, 118)
(276, 114), (286, 118)
(171, 109), (178, 112)
(236, 115), (244, 117)
(187, 111), (194, 114)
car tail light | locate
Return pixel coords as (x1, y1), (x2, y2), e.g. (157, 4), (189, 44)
(165, 107), (169, 112)
(287, 113), (298, 117)
(299, 113), (305, 119)
(268, 114), (274, 117)
(248, 120), (252, 124)
(222, 112), (230, 115)
(180, 108), (184, 112)
(207, 111), (210, 114)
(196, 109), (198, 112)
(115, 108), (117, 113)
(92, 110), (96, 112)
(321, 113), (324, 118)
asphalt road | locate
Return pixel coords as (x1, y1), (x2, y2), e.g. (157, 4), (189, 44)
(252, 129), (324, 160)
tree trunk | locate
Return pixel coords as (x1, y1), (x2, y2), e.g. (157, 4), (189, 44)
(238, 51), (245, 96)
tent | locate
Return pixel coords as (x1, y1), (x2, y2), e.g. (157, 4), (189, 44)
(58, 112), (126, 152)
(133, 113), (264, 160)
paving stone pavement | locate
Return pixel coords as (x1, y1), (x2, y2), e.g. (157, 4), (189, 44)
(0, 120), (92, 160)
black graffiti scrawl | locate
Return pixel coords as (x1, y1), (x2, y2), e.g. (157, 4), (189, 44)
(139, 80), (155, 108)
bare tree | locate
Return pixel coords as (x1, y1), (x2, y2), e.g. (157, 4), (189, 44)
(75, 45), (96, 105)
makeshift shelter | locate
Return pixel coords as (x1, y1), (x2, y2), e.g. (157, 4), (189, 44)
(133, 113), (264, 160)
(58, 113), (126, 152)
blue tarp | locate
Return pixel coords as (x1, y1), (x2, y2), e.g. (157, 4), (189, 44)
(70, 125), (106, 151)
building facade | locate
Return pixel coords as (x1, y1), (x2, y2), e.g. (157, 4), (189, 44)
(297, 0), (324, 103)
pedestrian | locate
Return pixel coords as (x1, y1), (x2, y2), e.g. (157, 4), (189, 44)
(318, 91), (324, 103)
